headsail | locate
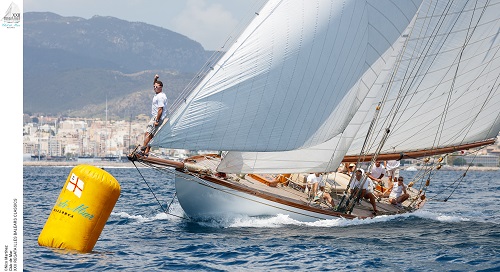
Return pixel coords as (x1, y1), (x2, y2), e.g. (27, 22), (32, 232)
(152, 0), (422, 152)
(218, 26), (414, 173)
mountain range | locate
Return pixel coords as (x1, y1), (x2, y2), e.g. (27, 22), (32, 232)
(24, 12), (216, 119)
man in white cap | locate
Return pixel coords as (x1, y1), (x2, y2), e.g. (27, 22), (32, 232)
(347, 163), (356, 176)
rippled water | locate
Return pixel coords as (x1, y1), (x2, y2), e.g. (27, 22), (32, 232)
(23, 166), (500, 271)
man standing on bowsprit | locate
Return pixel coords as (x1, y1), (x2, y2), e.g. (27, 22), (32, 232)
(139, 74), (168, 156)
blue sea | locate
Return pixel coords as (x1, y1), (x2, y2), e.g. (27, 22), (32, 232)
(23, 166), (499, 271)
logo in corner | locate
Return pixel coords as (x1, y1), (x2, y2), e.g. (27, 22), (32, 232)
(2, 2), (21, 28)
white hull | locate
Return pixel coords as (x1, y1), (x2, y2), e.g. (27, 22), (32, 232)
(131, 154), (424, 222)
(175, 172), (349, 222)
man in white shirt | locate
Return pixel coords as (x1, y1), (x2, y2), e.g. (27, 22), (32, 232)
(307, 173), (323, 200)
(350, 169), (378, 215)
(367, 161), (386, 197)
(306, 173), (335, 207)
(389, 176), (409, 207)
(140, 74), (168, 156)
(385, 160), (401, 184)
(368, 161), (386, 184)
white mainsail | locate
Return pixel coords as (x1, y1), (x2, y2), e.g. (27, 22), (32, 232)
(152, 0), (422, 152)
(347, 0), (500, 156)
(219, 0), (500, 173)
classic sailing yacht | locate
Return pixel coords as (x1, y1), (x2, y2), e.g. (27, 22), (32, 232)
(129, 0), (500, 222)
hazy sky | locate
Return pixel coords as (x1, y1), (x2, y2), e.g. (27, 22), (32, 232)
(24, 0), (268, 50)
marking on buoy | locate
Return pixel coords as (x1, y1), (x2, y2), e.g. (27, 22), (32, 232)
(66, 173), (84, 198)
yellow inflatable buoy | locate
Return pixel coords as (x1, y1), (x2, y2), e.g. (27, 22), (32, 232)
(38, 165), (121, 253)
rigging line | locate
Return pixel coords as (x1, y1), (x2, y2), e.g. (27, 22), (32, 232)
(356, 101), (390, 164)
(346, 127), (392, 213)
(131, 161), (166, 213)
(442, 152), (481, 200)
(131, 161), (190, 220)
(359, 27), (415, 153)
(418, 0), (488, 134)
(322, 130), (346, 177)
(353, 5), (424, 155)
(378, 0), (452, 129)
(337, 103), (385, 212)
(452, 36), (500, 142)
(429, 171), (466, 202)
(352, 103), (382, 170)
(355, 102), (384, 163)
(457, 43), (500, 142)
(361, 46), (404, 153)
(433, 0), (485, 152)
(416, 2), (493, 184)
(378, 1), (485, 157)
(169, 50), (225, 115)
(139, 163), (192, 221)
(349, 4), (418, 153)
(384, 0), (459, 128)
(396, 0), (455, 97)
(428, 145), (489, 201)
(169, 1), (266, 114)
(388, 0), (456, 128)
(360, 13), (423, 144)
(446, 51), (500, 143)
(351, 24), (415, 166)
(410, 165), (432, 193)
(460, 75), (500, 143)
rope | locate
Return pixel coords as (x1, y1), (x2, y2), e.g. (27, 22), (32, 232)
(131, 161), (190, 221)
(426, 145), (490, 202)
(132, 158), (309, 219)
(363, 1), (496, 207)
(407, 1), (496, 203)
(335, 9), (424, 210)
